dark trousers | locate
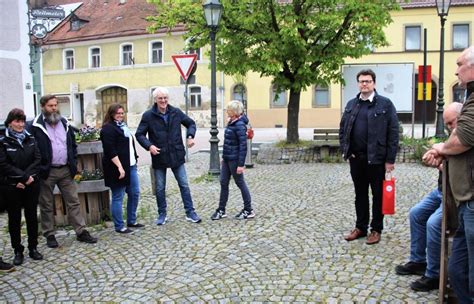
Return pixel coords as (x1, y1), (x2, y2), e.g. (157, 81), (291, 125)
(219, 160), (252, 211)
(349, 156), (385, 233)
(6, 182), (40, 250)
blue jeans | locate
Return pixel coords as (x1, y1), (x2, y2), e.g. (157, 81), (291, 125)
(154, 164), (194, 215)
(110, 165), (140, 231)
(218, 160), (252, 211)
(448, 200), (474, 304)
(409, 188), (442, 278)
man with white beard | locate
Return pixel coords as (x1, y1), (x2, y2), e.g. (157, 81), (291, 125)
(29, 95), (97, 248)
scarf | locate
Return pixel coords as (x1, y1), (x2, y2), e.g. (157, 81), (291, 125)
(8, 128), (27, 144)
(115, 120), (131, 138)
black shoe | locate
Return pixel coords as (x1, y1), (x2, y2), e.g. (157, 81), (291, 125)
(395, 261), (427, 276)
(211, 209), (227, 220)
(0, 258), (15, 273)
(127, 223), (145, 228)
(76, 230), (98, 244)
(28, 248), (43, 260)
(46, 235), (59, 248)
(13, 251), (24, 266)
(116, 228), (134, 234)
(410, 276), (439, 292)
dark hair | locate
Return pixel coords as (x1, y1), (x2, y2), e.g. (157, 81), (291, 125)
(356, 69), (376, 83)
(40, 94), (57, 106)
(5, 108), (26, 126)
(103, 103), (124, 125)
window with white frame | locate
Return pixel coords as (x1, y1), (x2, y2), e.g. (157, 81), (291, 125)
(90, 47), (101, 68)
(189, 86), (202, 109)
(150, 41), (163, 64)
(56, 95), (71, 118)
(405, 26), (421, 51)
(64, 49), (75, 70)
(187, 48), (201, 60)
(121, 44), (133, 66)
(453, 84), (465, 103)
(453, 24), (469, 50)
(313, 85), (330, 107)
(270, 85), (287, 108)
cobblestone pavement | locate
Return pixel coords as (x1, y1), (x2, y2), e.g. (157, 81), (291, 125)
(0, 153), (439, 303)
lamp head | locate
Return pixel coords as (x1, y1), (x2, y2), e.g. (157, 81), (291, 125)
(203, 0), (223, 29)
(436, 0), (451, 17)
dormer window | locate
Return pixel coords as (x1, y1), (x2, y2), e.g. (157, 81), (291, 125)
(69, 13), (88, 32)
(71, 19), (81, 31)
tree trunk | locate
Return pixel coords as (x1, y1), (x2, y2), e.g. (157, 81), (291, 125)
(286, 88), (301, 144)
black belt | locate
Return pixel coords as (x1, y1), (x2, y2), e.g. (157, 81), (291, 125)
(51, 164), (67, 168)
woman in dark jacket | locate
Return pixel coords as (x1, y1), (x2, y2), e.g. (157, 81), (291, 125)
(211, 100), (254, 221)
(0, 108), (43, 265)
(100, 104), (141, 234)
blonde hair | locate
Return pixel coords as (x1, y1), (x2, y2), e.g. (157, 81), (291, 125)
(226, 100), (244, 115)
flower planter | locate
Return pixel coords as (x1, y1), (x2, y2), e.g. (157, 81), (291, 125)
(77, 140), (103, 155)
(53, 141), (110, 226)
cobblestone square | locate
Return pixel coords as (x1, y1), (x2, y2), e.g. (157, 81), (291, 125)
(0, 152), (439, 303)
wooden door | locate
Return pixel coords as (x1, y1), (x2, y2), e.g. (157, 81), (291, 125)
(101, 87), (128, 124)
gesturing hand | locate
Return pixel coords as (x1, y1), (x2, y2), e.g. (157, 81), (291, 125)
(149, 145), (161, 156)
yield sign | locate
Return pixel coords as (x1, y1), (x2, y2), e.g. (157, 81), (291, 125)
(171, 54), (198, 81)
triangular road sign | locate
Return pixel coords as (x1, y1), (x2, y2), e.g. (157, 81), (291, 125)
(171, 54), (198, 81)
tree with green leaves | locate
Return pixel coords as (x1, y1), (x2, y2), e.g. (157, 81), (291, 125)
(148, 0), (400, 143)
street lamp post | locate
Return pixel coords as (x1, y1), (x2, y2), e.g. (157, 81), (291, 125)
(435, 0), (451, 138)
(203, 0), (223, 175)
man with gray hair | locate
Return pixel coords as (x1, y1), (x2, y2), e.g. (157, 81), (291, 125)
(29, 95), (98, 248)
(423, 45), (474, 303)
(396, 102), (462, 292)
(136, 87), (201, 225)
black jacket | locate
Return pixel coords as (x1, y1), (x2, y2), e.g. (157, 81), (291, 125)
(100, 122), (138, 188)
(28, 115), (78, 179)
(339, 91), (399, 164)
(0, 130), (41, 186)
(222, 115), (249, 167)
(136, 104), (196, 169)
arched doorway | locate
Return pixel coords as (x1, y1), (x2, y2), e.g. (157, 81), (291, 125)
(101, 87), (128, 124)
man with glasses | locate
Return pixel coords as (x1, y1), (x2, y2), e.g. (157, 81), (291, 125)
(136, 87), (201, 225)
(339, 69), (399, 245)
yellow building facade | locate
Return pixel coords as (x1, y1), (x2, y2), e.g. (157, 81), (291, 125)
(41, 3), (473, 129)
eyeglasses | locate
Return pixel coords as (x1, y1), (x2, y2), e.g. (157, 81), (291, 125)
(358, 80), (373, 84)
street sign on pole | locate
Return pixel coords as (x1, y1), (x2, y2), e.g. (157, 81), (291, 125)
(171, 54), (198, 81)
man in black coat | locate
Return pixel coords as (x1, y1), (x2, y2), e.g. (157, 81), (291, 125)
(29, 95), (97, 248)
(339, 69), (399, 245)
(136, 87), (201, 225)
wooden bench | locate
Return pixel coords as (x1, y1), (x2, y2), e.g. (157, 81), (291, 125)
(313, 129), (340, 159)
(313, 128), (339, 141)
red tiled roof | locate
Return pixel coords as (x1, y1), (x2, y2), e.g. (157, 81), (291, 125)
(400, 0), (474, 8)
(43, 0), (184, 45)
(42, 0), (473, 45)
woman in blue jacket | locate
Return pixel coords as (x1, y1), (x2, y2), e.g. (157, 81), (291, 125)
(100, 104), (142, 234)
(211, 100), (254, 220)
(0, 108), (43, 266)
